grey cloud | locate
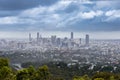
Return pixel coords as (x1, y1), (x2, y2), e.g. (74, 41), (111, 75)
(64, 4), (79, 13)
(0, 10), (20, 17)
(0, 0), (59, 17)
(0, 0), (59, 10)
(0, 0), (120, 32)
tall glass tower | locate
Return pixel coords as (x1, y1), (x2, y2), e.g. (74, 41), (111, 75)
(29, 33), (32, 42)
(85, 34), (89, 46)
(37, 32), (39, 42)
(71, 32), (73, 39)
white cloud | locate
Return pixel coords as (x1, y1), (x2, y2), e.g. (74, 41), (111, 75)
(80, 10), (103, 19)
(21, 6), (46, 17)
(95, 1), (120, 9)
(20, 0), (73, 18)
(18, 0), (72, 28)
(105, 10), (120, 17)
(95, 1), (111, 9)
(105, 10), (120, 21)
(0, 17), (18, 24)
(0, 16), (37, 25)
(56, 10), (104, 28)
(0, 0), (93, 28)
(48, 0), (73, 12)
(81, 11), (95, 19)
(20, 0), (93, 18)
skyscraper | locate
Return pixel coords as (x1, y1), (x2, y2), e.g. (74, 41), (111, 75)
(51, 35), (56, 45)
(37, 32), (39, 42)
(56, 38), (61, 46)
(71, 32), (73, 39)
(29, 33), (32, 42)
(85, 34), (89, 46)
(79, 38), (81, 44)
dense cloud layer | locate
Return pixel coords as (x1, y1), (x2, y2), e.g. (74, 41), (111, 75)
(0, 0), (58, 10)
(0, 0), (119, 31)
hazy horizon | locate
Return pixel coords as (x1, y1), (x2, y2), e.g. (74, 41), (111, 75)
(0, 31), (120, 40)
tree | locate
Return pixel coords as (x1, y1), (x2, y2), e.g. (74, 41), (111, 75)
(73, 76), (85, 80)
(92, 72), (113, 80)
(0, 58), (9, 68)
(27, 65), (36, 80)
(83, 75), (91, 80)
(94, 78), (104, 80)
(110, 76), (115, 80)
(0, 58), (15, 80)
(16, 69), (29, 80)
(16, 65), (36, 80)
(35, 65), (51, 80)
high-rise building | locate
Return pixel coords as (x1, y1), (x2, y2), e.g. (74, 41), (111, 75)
(37, 32), (39, 42)
(85, 34), (89, 46)
(29, 33), (32, 42)
(56, 38), (61, 46)
(51, 35), (56, 45)
(71, 32), (73, 39)
(79, 38), (81, 44)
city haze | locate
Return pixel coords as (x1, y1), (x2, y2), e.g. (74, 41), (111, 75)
(0, 31), (120, 39)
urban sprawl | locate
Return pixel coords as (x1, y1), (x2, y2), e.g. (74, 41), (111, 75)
(0, 32), (120, 70)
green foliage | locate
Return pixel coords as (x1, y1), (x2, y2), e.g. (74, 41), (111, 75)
(0, 57), (9, 68)
(92, 72), (113, 80)
(27, 65), (36, 79)
(94, 78), (104, 80)
(0, 58), (15, 80)
(16, 65), (36, 80)
(73, 75), (91, 80)
(73, 76), (85, 80)
(16, 69), (30, 80)
(0, 66), (11, 80)
(1, 57), (120, 80)
(110, 76), (115, 80)
(82, 74), (91, 80)
(35, 65), (51, 80)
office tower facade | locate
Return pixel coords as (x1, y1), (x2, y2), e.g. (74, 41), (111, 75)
(56, 38), (61, 46)
(85, 34), (89, 46)
(29, 33), (32, 42)
(51, 35), (56, 45)
(37, 32), (39, 42)
(79, 38), (81, 44)
(71, 32), (73, 39)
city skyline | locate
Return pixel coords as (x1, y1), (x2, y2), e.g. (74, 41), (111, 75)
(0, 31), (120, 39)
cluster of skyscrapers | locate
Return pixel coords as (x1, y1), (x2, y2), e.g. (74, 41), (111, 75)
(28, 32), (90, 49)
(0, 32), (89, 50)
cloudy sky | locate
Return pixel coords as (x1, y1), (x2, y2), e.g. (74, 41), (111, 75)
(0, 0), (120, 39)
